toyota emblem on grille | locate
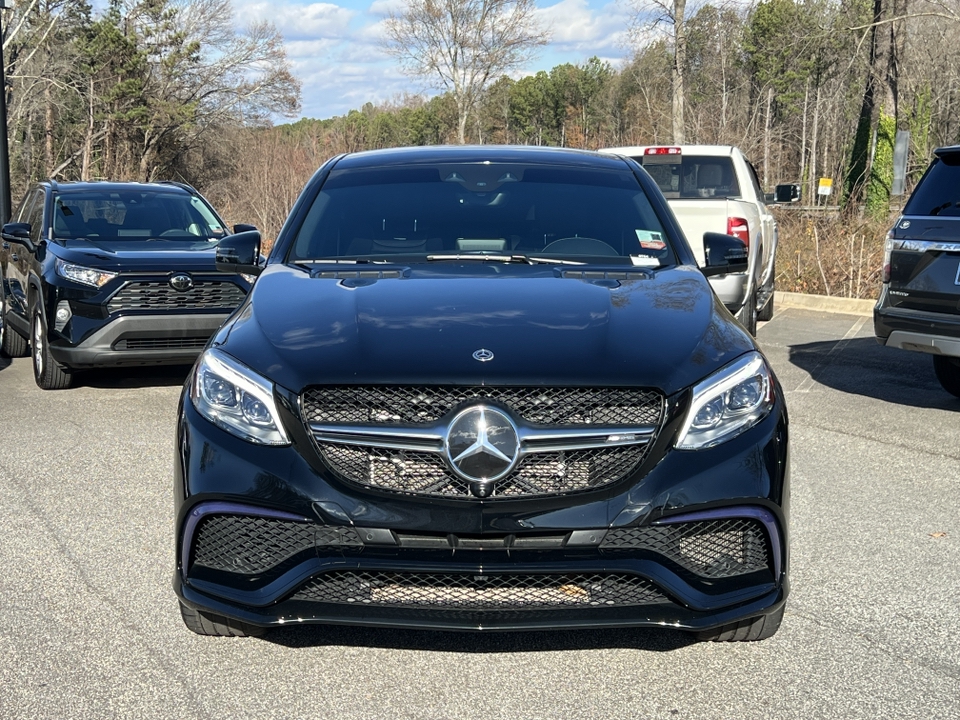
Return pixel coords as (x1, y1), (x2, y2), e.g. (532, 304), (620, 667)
(169, 273), (194, 292)
(445, 405), (519, 496)
(472, 348), (494, 362)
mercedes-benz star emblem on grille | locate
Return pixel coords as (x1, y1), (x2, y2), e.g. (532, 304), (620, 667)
(169, 273), (194, 292)
(445, 405), (519, 496)
(472, 348), (494, 362)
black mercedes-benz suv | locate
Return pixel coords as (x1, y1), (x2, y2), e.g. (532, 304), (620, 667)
(875, 145), (960, 398)
(0, 181), (254, 389)
(175, 146), (790, 642)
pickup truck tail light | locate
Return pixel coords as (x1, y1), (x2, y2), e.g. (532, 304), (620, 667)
(727, 217), (750, 247)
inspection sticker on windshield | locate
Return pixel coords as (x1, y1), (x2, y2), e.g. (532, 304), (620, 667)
(635, 230), (667, 250)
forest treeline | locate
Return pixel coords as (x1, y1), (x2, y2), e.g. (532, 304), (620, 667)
(4, 0), (960, 297)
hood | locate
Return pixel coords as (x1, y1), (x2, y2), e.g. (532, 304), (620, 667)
(218, 263), (755, 396)
(53, 237), (220, 272)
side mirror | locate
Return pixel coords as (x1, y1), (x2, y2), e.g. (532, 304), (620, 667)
(702, 232), (748, 277)
(233, 223), (257, 234)
(216, 230), (263, 275)
(2, 222), (36, 253)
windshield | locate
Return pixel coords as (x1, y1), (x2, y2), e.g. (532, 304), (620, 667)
(638, 155), (741, 200)
(289, 163), (676, 267)
(52, 190), (227, 241)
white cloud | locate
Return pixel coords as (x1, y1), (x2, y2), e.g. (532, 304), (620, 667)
(537, 0), (632, 53)
(233, 1), (356, 39)
(368, 0), (407, 16)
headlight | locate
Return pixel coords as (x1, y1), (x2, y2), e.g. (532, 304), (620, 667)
(190, 348), (290, 446)
(675, 352), (775, 450)
(55, 259), (117, 288)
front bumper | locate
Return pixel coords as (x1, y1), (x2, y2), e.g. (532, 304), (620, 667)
(173, 388), (790, 634)
(50, 313), (229, 368)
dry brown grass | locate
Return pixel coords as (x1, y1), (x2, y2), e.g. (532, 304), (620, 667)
(772, 208), (894, 300)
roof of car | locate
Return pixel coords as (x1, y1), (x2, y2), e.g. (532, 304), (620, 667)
(332, 145), (632, 171)
(934, 145), (960, 157)
(42, 180), (196, 195)
(599, 145), (737, 158)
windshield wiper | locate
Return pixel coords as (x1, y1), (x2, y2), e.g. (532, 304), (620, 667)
(425, 253), (585, 265)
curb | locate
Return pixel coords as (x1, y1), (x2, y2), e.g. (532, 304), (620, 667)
(774, 291), (875, 317)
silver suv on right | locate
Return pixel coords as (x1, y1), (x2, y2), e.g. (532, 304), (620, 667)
(874, 145), (960, 398)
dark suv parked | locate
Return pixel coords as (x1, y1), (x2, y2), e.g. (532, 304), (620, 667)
(0, 181), (254, 389)
(875, 145), (960, 398)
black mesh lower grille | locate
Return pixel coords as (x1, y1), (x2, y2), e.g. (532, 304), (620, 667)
(601, 519), (771, 578)
(318, 443), (648, 498)
(114, 336), (209, 350)
(190, 515), (362, 574)
(291, 571), (667, 609)
(302, 386), (663, 426)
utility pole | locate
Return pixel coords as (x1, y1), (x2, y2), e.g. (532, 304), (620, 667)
(0, 2), (11, 224)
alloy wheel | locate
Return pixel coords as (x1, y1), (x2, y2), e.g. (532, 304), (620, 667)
(33, 313), (44, 378)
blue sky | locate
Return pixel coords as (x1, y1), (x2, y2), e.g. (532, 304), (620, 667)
(230, 0), (637, 120)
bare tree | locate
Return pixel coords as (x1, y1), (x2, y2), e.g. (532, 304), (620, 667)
(382, 0), (549, 144)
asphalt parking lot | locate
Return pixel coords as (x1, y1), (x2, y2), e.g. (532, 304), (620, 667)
(0, 298), (957, 720)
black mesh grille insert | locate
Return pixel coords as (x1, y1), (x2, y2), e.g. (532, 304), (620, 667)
(190, 515), (362, 575)
(108, 281), (245, 313)
(302, 386), (663, 426)
(601, 518), (771, 578)
(291, 571), (667, 609)
(114, 336), (210, 350)
(318, 443), (648, 498)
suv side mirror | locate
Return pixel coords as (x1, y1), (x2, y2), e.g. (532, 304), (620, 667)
(233, 223), (257, 234)
(702, 232), (748, 276)
(2, 222), (36, 254)
(216, 230), (262, 275)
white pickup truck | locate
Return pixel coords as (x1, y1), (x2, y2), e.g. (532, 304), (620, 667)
(600, 145), (777, 334)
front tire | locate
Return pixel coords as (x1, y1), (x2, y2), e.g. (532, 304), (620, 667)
(1, 291), (29, 358)
(696, 605), (784, 642)
(933, 355), (960, 399)
(179, 602), (267, 637)
(32, 307), (72, 390)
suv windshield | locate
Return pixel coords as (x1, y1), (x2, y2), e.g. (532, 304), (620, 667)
(289, 163), (675, 266)
(902, 151), (960, 217)
(52, 190), (227, 241)
(639, 155), (741, 200)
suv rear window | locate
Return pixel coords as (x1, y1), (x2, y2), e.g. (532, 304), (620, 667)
(638, 155), (741, 200)
(902, 151), (960, 217)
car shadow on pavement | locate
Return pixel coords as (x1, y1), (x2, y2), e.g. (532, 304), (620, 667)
(0, 356), (10, 373)
(787, 337), (959, 410)
(75, 364), (192, 389)
(263, 624), (697, 653)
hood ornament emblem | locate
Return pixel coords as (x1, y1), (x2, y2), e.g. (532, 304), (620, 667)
(472, 348), (494, 362)
(169, 273), (194, 292)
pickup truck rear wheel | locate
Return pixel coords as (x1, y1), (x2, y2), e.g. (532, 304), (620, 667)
(736, 292), (758, 336)
(933, 355), (960, 398)
(757, 262), (775, 322)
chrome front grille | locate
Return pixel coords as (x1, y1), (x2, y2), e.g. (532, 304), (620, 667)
(319, 443), (649, 497)
(108, 280), (245, 313)
(303, 386), (664, 499)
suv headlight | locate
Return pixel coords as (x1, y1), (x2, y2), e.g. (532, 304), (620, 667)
(55, 259), (117, 288)
(675, 352), (775, 450)
(190, 348), (290, 446)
